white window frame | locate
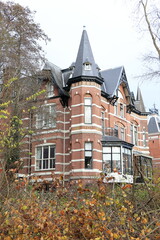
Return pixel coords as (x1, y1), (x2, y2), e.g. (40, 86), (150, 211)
(120, 103), (124, 118)
(36, 104), (56, 129)
(46, 82), (54, 98)
(85, 142), (93, 169)
(101, 110), (105, 135)
(131, 124), (138, 146)
(103, 146), (121, 173)
(36, 145), (56, 170)
(114, 101), (118, 115)
(120, 127), (125, 141)
(84, 97), (92, 124)
(103, 146), (132, 175)
(84, 62), (91, 71)
(143, 130), (147, 147)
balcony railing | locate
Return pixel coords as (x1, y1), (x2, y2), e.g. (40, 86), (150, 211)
(103, 127), (118, 137)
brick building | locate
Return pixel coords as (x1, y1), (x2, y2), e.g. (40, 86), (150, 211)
(18, 29), (152, 183)
(148, 106), (160, 171)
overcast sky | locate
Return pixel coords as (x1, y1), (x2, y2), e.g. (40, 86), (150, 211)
(4, 0), (160, 112)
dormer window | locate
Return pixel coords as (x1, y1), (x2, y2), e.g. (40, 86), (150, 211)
(84, 63), (91, 70)
(46, 82), (54, 98)
(83, 59), (92, 71)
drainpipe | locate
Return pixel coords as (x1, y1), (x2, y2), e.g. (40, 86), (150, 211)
(28, 111), (32, 175)
(63, 107), (66, 186)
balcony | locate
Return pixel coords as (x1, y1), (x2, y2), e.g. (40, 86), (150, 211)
(103, 127), (118, 137)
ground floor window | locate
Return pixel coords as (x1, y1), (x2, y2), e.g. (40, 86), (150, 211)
(134, 156), (152, 182)
(122, 148), (132, 175)
(103, 146), (121, 173)
(36, 145), (55, 170)
(103, 146), (132, 175)
(85, 142), (92, 169)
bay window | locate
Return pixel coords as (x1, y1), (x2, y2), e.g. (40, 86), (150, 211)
(103, 146), (132, 175)
(103, 146), (121, 173)
(122, 148), (132, 174)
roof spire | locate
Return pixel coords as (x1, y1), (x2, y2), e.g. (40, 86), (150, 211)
(135, 86), (146, 112)
(73, 29), (100, 78)
(149, 103), (159, 115)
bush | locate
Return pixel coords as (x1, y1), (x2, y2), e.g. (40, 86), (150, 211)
(0, 177), (160, 239)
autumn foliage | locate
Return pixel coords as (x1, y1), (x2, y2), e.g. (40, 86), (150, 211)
(0, 176), (160, 240)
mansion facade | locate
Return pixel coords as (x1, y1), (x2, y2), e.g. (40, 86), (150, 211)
(18, 29), (152, 183)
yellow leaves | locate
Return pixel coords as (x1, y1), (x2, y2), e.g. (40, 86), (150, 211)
(113, 233), (120, 239)
(4, 237), (12, 240)
(0, 100), (12, 108)
(136, 216), (140, 222)
(0, 180), (160, 240)
(141, 217), (148, 224)
(4, 77), (18, 88)
(120, 206), (127, 213)
(26, 89), (46, 101)
(21, 205), (28, 211)
(98, 211), (106, 221)
(0, 114), (8, 119)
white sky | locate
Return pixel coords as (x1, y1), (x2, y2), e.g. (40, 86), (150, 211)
(4, 0), (160, 112)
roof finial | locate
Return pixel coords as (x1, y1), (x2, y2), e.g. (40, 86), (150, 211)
(83, 25), (86, 30)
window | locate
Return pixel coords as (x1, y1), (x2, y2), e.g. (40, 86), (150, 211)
(103, 146), (121, 173)
(122, 148), (132, 175)
(143, 130), (146, 147)
(120, 127), (125, 141)
(101, 110), (105, 135)
(120, 103), (124, 118)
(46, 82), (54, 97)
(85, 142), (92, 169)
(114, 101), (118, 115)
(114, 125), (119, 137)
(84, 62), (91, 71)
(134, 126), (138, 145)
(131, 124), (138, 145)
(36, 145), (55, 170)
(135, 156), (152, 182)
(84, 97), (92, 124)
(36, 105), (56, 129)
(103, 146), (132, 175)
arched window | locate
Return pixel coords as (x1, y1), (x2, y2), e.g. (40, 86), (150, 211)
(142, 129), (147, 147)
(130, 122), (138, 145)
(114, 122), (126, 141)
(84, 96), (92, 124)
(101, 107), (105, 135)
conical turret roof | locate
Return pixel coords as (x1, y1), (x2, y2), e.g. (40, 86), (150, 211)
(134, 86), (146, 113)
(73, 29), (100, 78)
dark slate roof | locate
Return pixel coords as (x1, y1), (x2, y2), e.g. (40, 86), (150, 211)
(134, 86), (146, 112)
(43, 61), (69, 96)
(100, 66), (124, 97)
(73, 29), (100, 78)
(148, 115), (160, 133)
(102, 135), (134, 148)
